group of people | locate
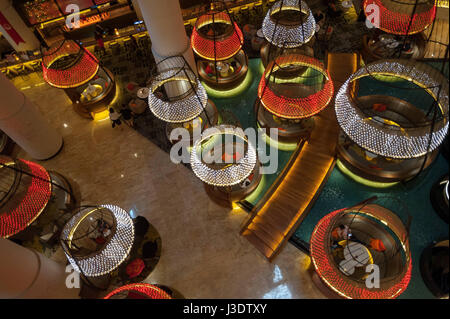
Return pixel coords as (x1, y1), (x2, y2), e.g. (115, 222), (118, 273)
(109, 106), (134, 128)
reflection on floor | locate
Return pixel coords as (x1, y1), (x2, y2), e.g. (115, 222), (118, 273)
(13, 74), (325, 299)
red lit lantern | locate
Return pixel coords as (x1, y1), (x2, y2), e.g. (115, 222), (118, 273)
(104, 283), (172, 299)
(0, 158), (52, 238)
(310, 205), (412, 299)
(191, 3), (244, 61)
(364, 0), (436, 35)
(258, 54), (334, 119)
(42, 40), (99, 89)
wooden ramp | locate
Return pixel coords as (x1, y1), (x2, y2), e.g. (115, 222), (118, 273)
(240, 53), (360, 261)
(423, 18), (449, 59)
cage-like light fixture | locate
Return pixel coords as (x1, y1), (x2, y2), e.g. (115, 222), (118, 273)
(0, 157), (52, 238)
(310, 204), (412, 299)
(262, 0), (316, 48)
(42, 40), (99, 89)
(191, 1), (244, 61)
(60, 205), (134, 277)
(104, 283), (172, 299)
(190, 125), (257, 187)
(258, 54), (334, 119)
(148, 56), (208, 123)
(335, 59), (449, 159)
(363, 0), (436, 35)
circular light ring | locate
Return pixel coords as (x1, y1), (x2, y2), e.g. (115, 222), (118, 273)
(0, 158), (52, 238)
(335, 59), (449, 159)
(190, 125), (257, 187)
(191, 19), (244, 61)
(148, 69), (208, 123)
(310, 207), (412, 299)
(262, 0), (316, 48)
(61, 204), (135, 277)
(42, 40), (99, 89)
(104, 283), (172, 299)
(364, 0), (436, 35)
(258, 54), (334, 119)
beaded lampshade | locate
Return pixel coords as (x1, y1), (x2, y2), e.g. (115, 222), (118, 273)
(42, 40), (99, 89)
(60, 205), (135, 277)
(262, 0), (316, 48)
(104, 283), (172, 299)
(364, 0), (436, 35)
(310, 203), (412, 299)
(191, 1), (244, 61)
(148, 56), (208, 123)
(0, 156), (52, 238)
(335, 59), (449, 159)
(258, 54), (334, 119)
(190, 125), (257, 187)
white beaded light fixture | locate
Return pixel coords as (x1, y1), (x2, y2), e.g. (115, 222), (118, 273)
(148, 70), (208, 123)
(61, 205), (135, 277)
(190, 125), (257, 187)
(335, 59), (449, 159)
(148, 57), (208, 123)
(262, 0), (316, 48)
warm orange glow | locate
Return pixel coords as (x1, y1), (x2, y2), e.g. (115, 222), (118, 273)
(92, 109), (110, 122)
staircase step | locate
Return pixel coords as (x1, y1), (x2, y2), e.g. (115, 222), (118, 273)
(252, 215), (286, 234)
(248, 221), (283, 247)
(257, 210), (292, 231)
(242, 229), (274, 259)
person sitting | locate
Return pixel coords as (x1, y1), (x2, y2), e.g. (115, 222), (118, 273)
(109, 107), (122, 128)
(205, 63), (215, 77)
(120, 105), (134, 128)
(331, 224), (386, 252)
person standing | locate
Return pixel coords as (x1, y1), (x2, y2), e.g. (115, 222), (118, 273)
(95, 25), (106, 54)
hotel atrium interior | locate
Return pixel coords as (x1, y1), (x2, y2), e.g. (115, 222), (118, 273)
(0, 0), (449, 300)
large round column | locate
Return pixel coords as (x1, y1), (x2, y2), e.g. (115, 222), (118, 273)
(0, 0), (40, 52)
(136, 0), (196, 70)
(0, 73), (63, 160)
(0, 239), (80, 299)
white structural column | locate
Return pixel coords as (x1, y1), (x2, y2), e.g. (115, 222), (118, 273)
(0, 0), (40, 51)
(136, 0), (196, 70)
(0, 238), (80, 299)
(0, 73), (63, 160)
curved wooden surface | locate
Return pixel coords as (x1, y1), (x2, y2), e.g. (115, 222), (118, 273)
(240, 53), (360, 261)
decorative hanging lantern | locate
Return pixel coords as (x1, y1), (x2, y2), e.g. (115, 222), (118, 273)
(364, 0), (436, 36)
(190, 125), (258, 187)
(41, 40), (116, 120)
(310, 203), (412, 299)
(335, 59), (448, 183)
(262, 0), (316, 48)
(60, 205), (135, 277)
(335, 59), (449, 160)
(361, 0), (437, 62)
(104, 283), (172, 299)
(0, 156), (52, 238)
(191, 1), (244, 61)
(148, 56), (208, 123)
(255, 53), (333, 149)
(258, 54), (333, 119)
(190, 125), (261, 208)
(42, 40), (99, 89)
(191, 1), (249, 90)
(147, 56), (219, 145)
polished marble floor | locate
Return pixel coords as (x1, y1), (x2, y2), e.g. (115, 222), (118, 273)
(13, 75), (325, 299)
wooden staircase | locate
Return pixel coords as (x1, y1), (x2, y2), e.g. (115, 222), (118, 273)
(423, 18), (449, 59)
(240, 52), (360, 261)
